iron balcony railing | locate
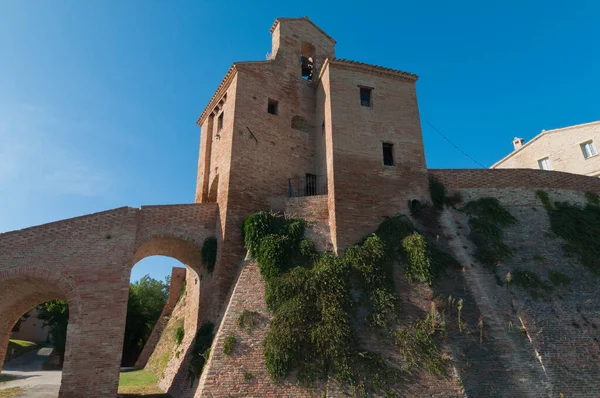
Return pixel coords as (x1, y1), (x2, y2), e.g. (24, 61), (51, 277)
(288, 175), (327, 198)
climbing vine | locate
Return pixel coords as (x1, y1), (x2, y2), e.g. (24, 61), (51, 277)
(188, 321), (215, 385)
(243, 211), (457, 393)
(201, 236), (218, 273)
(537, 190), (600, 273)
(463, 198), (516, 267)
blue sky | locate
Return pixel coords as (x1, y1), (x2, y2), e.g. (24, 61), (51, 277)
(1, 1), (599, 282)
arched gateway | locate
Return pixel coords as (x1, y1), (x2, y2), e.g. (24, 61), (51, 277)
(0, 203), (217, 397)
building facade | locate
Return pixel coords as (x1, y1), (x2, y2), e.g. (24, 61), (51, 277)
(194, 17), (429, 264)
(491, 121), (600, 176)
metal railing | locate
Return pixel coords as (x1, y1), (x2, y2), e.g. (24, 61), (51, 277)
(288, 175), (327, 198)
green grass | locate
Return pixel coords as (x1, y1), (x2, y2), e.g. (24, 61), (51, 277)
(0, 387), (25, 398)
(118, 370), (167, 396)
(5, 340), (38, 361)
(7, 340), (36, 348)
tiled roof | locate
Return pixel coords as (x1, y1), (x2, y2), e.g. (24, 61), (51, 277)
(330, 58), (418, 81)
(197, 65), (237, 126)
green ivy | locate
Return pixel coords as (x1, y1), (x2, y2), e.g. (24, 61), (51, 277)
(188, 322), (215, 385)
(201, 236), (218, 273)
(222, 334), (236, 355)
(541, 196), (600, 273)
(463, 198), (516, 267)
(536, 190), (553, 210)
(585, 191), (600, 206)
(549, 271), (571, 286)
(511, 268), (552, 299)
(244, 211), (455, 394)
(237, 309), (259, 332)
(174, 326), (184, 346)
(429, 175), (447, 210)
(401, 232), (448, 285)
(395, 316), (447, 376)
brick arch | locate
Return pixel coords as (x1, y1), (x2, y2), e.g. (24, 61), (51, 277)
(0, 265), (84, 377)
(132, 235), (203, 271)
(0, 265), (82, 327)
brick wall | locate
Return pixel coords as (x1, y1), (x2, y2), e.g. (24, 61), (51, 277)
(285, 195), (332, 252)
(195, 261), (323, 397)
(0, 203), (216, 398)
(326, 61), (429, 252)
(429, 168), (600, 193)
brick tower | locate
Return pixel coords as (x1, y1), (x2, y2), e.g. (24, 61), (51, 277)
(195, 17), (428, 315)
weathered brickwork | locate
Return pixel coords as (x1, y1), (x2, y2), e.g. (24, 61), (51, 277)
(4, 16), (600, 398)
(429, 168), (600, 193)
(0, 204), (216, 397)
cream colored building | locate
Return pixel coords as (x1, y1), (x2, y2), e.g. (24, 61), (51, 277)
(491, 121), (600, 177)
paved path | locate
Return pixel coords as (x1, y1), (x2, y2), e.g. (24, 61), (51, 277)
(0, 347), (61, 397)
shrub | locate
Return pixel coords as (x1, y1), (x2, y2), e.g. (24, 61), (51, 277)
(237, 309), (260, 332)
(222, 334), (236, 355)
(244, 370), (253, 381)
(188, 322), (215, 385)
(543, 199), (600, 272)
(201, 236), (218, 273)
(585, 191), (600, 206)
(394, 315), (447, 376)
(429, 175), (447, 210)
(549, 271), (571, 286)
(463, 198), (516, 227)
(409, 200), (439, 230)
(401, 232), (437, 285)
(464, 198), (516, 267)
(174, 327), (184, 346)
(243, 209), (454, 393)
(536, 190), (552, 210)
(511, 268), (552, 299)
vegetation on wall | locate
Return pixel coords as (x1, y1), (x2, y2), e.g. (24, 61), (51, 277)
(537, 190), (600, 273)
(243, 211), (457, 393)
(237, 309), (259, 332)
(188, 321), (215, 385)
(174, 327), (184, 346)
(463, 198), (516, 268)
(429, 176), (448, 210)
(222, 334), (236, 355)
(201, 236), (218, 273)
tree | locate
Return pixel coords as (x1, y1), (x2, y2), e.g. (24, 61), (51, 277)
(122, 275), (169, 365)
(36, 300), (69, 365)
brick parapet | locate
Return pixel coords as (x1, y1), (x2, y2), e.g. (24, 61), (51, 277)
(429, 168), (600, 193)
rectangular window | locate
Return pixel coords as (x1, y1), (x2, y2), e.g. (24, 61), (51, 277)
(382, 143), (394, 166)
(581, 140), (598, 159)
(538, 157), (552, 170)
(267, 98), (279, 115)
(217, 113), (224, 131)
(360, 87), (372, 107)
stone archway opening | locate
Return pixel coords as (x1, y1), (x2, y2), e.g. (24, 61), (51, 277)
(0, 274), (77, 397)
(123, 234), (212, 395)
(121, 256), (185, 368)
